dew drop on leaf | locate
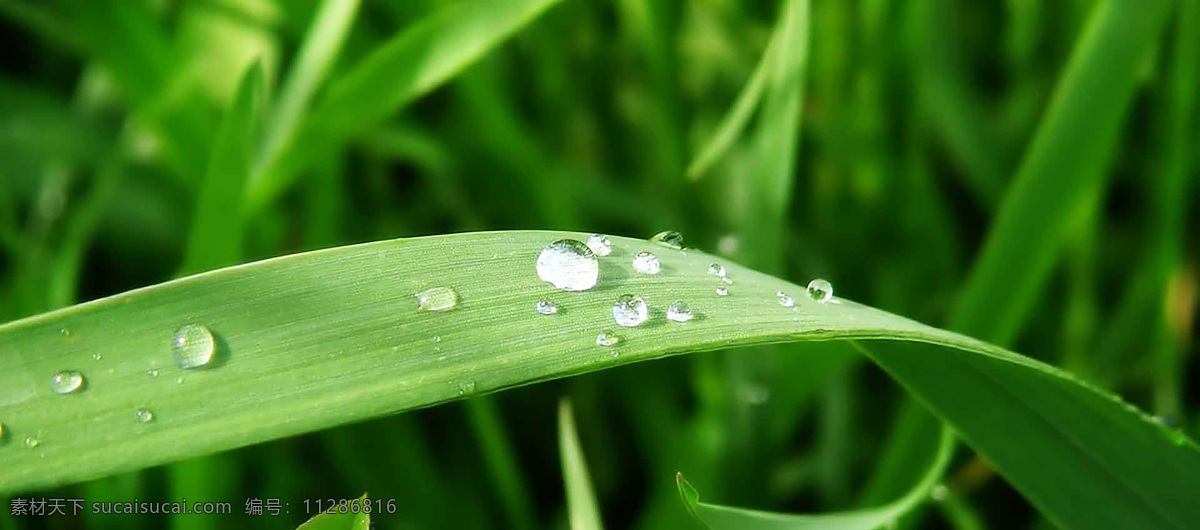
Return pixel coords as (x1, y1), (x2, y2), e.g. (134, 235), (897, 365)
(586, 234), (612, 256)
(596, 331), (620, 347)
(613, 295), (649, 327)
(415, 287), (459, 312)
(807, 278), (833, 303)
(172, 324), (217, 369)
(50, 370), (84, 394)
(536, 239), (599, 291)
(649, 230), (684, 250)
(135, 408), (155, 423)
(535, 299), (559, 315)
(632, 252), (661, 275)
(777, 291), (795, 308)
(666, 301), (693, 323)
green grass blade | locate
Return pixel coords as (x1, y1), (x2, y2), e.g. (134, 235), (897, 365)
(246, 0), (563, 213)
(684, 8), (779, 180)
(255, 0), (361, 178)
(0, 232), (1195, 530)
(179, 61), (265, 276)
(466, 397), (536, 530)
(295, 494), (370, 530)
(560, 399), (604, 530)
(676, 426), (953, 529)
(948, 0), (1174, 345)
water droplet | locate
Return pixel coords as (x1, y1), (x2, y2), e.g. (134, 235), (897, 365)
(175, 377), (183, 384)
(930, 485), (948, 501)
(806, 278), (833, 303)
(50, 370), (84, 394)
(707, 263), (726, 278)
(91, 353), (102, 362)
(596, 331), (620, 347)
(147, 369), (159, 378)
(416, 287), (459, 312)
(649, 230), (684, 250)
(666, 301), (693, 323)
(716, 285), (729, 297)
(721, 276), (733, 285)
(172, 324), (217, 369)
(609, 350), (620, 358)
(586, 234), (613, 257)
(535, 299), (559, 315)
(135, 408), (155, 423)
(23, 437), (40, 449)
(612, 295), (649, 327)
(536, 239), (599, 291)
(458, 380), (477, 396)
(60, 328), (71, 337)
(777, 291), (795, 308)
(632, 251), (661, 275)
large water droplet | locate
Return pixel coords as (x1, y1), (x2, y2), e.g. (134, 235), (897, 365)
(649, 230), (684, 250)
(716, 285), (729, 297)
(24, 437), (40, 449)
(632, 251), (661, 275)
(50, 370), (84, 394)
(586, 234), (613, 257)
(806, 278), (833, 303)
(536, 239), (599, 291)
(707, 263), (726, 278)
(172, 324), (217, 369)
(535, 299), (559, 315)
(596, 331), (620, 347)
(135, 408), (155, 423)
(666, 301), (693, 323)
(777, 291), (795, 308)
(613, 295), (649, 327)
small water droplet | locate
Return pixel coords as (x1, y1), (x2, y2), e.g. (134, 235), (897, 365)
(777, 291), (795, 308)
(930, 485), (948, 501)
(806, 278), (833, 303)
(458, 380), (477, 396)
(536, 239), (599, 291)
(60, 328), (71, 337)
(416, 287), (459, 312)
(172, 324), (217, 369)
(666, 301), (693, 323)
(535, 299), (559, 315)
(23, 436), (40, 449)
(649, 230), (685, 250)
(147, 369), (159, 378)
(721, 276), (733, 285)
(135, 408), (155, 423)
(50, 370), (84, 394)
(91, 353), (102, 361)
(586, 234), (613, 257)
(707, 263), (726, 278)
(613, 295), (649, 327)
(596, 331), (620, 347)
(716, 285), (729, 297)
(433, 335), (442, 343)
(609, 350), (620, 358)
(632, 251), (661, 275)
(175, 377), (183, 384)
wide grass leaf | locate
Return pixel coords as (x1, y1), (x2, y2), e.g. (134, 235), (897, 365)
(0, 232), (1196, 530)
(677, 427), (954, 529)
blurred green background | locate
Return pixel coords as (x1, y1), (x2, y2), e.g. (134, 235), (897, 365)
(0, 0), (1196, 528)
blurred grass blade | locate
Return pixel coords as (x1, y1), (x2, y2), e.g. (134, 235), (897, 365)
(676, 427), (953, 529)
(685, 19), (779, 180)
(255, 0), (361, 178)
(949, 0), (1173, 345)
(247, 0), (563, 212)
(179, 61), (265, 276)
(559, 399), (604, 530)
(0, 232), (1196, 530)
(467, 397), (536, 530)
(295, 494), (369, 530)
